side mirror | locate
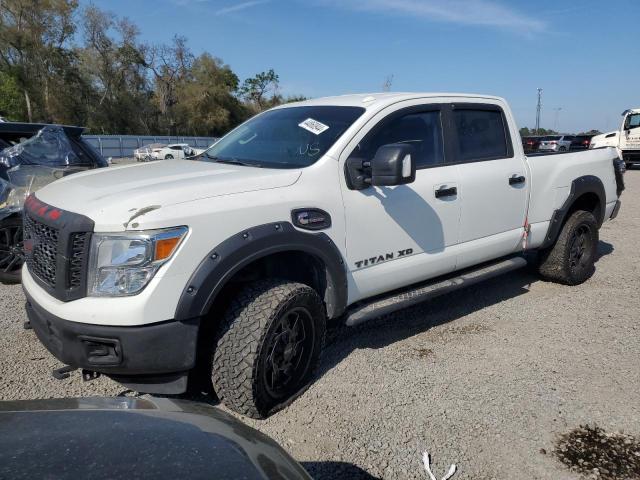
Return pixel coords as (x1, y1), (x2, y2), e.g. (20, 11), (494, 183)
(371, 143), (416, 186)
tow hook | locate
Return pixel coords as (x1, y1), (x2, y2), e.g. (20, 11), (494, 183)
(52, 365), (77, 380)
(82, 369), (101, 382)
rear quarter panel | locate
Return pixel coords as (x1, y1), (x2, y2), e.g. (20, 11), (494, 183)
(526, 148), (618, 247)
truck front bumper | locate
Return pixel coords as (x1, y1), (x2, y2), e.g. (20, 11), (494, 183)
(622, 150), (640, 166)
(24, 288), (200, 394)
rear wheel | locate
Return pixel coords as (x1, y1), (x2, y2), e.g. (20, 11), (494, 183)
(537, 210), (598, 285)
(0, 217), (23, 284)
(212, 280), (326, 418)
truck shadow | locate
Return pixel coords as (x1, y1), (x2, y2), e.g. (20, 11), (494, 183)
(181, 241), (614, 411)
(318, 238), (614, 378)
(318, 268), (536, 376)
(596, 240), (613, 261)
(301, 461), (380, 480)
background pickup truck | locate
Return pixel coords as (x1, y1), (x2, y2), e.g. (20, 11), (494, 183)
(590, 107), (640, 169)
(21, 93), (624, 419)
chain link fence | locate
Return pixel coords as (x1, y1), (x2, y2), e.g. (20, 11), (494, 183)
(83, 135), (218, 158)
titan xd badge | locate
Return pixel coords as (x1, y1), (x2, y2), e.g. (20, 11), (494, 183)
(355, 249), (413, 268)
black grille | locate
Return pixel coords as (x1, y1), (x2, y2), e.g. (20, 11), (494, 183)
(24, 213), (59, 288)
(69, 232), (89, 289)
(23, 201), (93, 302)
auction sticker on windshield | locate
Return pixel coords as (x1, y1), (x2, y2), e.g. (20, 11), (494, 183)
(299, 118), (330, 135)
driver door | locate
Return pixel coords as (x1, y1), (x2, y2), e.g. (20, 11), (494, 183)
(340, 102), (460, 302)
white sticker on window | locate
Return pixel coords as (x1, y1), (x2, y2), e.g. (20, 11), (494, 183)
(298, 118), (330, 135)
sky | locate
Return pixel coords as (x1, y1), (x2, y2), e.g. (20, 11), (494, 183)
(85, 0), (639, 133)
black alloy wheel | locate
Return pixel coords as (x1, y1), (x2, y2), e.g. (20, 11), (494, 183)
(262, 306), (316, 400)
(0, 217), (24, 284)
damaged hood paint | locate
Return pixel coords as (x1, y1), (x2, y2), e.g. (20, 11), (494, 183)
(35, 160), (301, 230)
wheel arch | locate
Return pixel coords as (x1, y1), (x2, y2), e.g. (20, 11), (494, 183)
(174, 222), (348, 322)
(540, 175), (605, 250)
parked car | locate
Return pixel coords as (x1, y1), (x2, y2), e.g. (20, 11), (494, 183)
(537, 135), (573, 152)
(522, 136), (542, 153)
(150, 143), (196, 160)
(134, 143), (165, 162)
(0, 123), (107, 284)
(0, 396), (312, 480)
(591, 108), (640, 169)
(567, 135), (594, 151)
(23, 93), (623, 419)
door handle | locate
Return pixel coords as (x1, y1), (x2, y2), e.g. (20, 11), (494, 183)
(435, 186), (457, 198)
(509, 175), (526, 185)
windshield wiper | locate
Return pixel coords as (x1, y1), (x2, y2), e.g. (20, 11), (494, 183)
(212, 157), (262, 168)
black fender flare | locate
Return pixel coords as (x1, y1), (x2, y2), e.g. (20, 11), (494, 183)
(540, 175), (606, 249)
(174, 222), (348, 321)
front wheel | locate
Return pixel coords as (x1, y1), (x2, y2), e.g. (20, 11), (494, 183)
(165, 154), (174, 160)
(212, 280), (326, 418)
(0, 217), (24, 284)
(537, 210), (598, 285)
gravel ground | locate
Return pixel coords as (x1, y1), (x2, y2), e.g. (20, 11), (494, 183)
(1, 172), (639, 479)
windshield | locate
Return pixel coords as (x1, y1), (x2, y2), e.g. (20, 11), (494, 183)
(541, 136), (561, 141)
(625, 113), (640, 129)
(196, 106), (365, 169)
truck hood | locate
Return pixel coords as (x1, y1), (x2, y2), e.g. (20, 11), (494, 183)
(35, 160), (301, 228)
(590, 131), (619, 149)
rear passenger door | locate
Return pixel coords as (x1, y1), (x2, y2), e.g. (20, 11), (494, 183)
(450, 103), (529, 269)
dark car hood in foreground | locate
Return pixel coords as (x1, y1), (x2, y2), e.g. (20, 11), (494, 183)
(0, 397), (311, 480)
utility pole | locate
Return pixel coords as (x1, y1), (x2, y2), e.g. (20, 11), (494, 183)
(553, 107), (562, 132)
(382, 74), (394, 92)
(535, 88), (543, 135)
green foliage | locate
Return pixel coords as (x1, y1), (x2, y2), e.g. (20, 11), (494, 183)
(0, 70), (23, 119)
(520, 127), (558, 136)
(579, 129), (602, 136)
(0, 2), (305, 135)
(239, 69), (280, 112)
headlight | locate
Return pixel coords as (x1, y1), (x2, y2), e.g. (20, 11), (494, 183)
(88, 226), (188, 297)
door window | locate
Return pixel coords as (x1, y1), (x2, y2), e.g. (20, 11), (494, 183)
(453, 109), (510, 161)
(355, 111), (444, 168)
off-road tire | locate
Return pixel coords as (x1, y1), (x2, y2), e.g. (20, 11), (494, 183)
(537, 210), (599, 285)
(212, 279), (326, 419)
(0, 216), (23, 284)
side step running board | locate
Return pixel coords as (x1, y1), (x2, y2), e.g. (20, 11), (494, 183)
(345, 256), (528, 327)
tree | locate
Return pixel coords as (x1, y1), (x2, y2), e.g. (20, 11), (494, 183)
(0, 2), (298, 136)
(79, 5), (152, 133)
(0, 70), (23, 119)
(176, 53), (244, 136)
(239, 68), (280, 112)
(146, 35), (194, 134)
(0, 0), (78, 122)
(521, 127), (558, 136)
(579, 129), (602, 136)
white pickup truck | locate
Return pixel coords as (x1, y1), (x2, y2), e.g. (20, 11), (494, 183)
(22, 93), (624, 418)
(590, 108), (640, 168)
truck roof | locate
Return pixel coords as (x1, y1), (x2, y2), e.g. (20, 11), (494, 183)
(0, 121), (85, 138)
(280, 92), (505, 110)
